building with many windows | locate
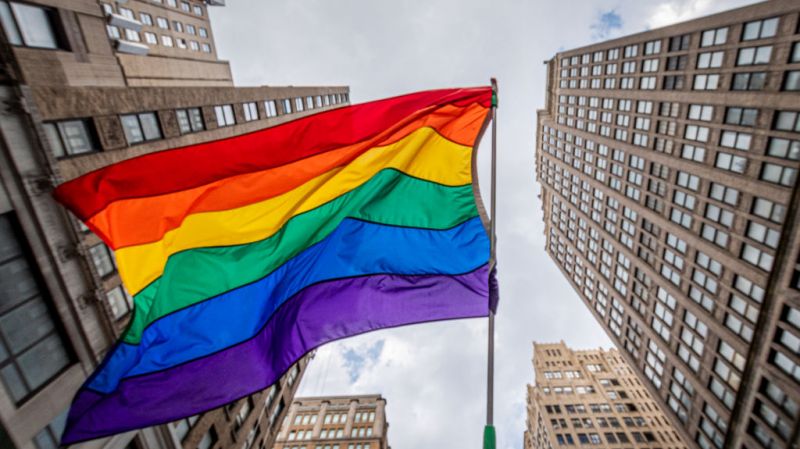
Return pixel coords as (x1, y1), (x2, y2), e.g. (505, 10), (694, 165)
(0, 0), (348, 448)
(535, 1), (800, 449)
(273, 395), (390, 449)
(524, 342), (686, 449)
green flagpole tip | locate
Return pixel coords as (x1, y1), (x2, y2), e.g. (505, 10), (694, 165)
(483, 425), (496, 449)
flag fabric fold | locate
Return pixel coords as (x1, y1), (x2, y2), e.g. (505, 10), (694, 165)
(55, 87), (494, 444)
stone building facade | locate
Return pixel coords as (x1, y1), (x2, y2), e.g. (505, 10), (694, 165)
(273, 395), (390, 449)
(525, 342), (687, 449)
(534, 1), (800, 449)
(0, 1), (348, 448)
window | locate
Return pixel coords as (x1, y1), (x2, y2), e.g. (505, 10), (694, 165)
(193, 4), (203, 15)
(669, 34), (690, 52)
(137, 12), (152, 25)
(697, 51), (724, 68)
(684, 124), (709, 142)
(774, 111), (800, 132)
(156, 16), (169, 29)
(264, 100), (278, 117)
(161, 35), (173, 47)
(105, 24), (120, 39)
(725, 107), (758, 127)
(186, 24), (195, 35)
(243, 102), (258, 122)
(106, 285), (133, 320)
(719, 131), (752, 151)
(282, 98), (292, 114)
(188, 40), (198, 51)
(676, 171), (700, 191)
(201, 43), (211, 53)
(681, 144), (705, 162)
(123, 28), (140, 42)
(715, 152), (747, 173)
(624, 44), (638, 58)
(640, 76), (656, 90)
(0, 1), (64, 49)
(732, 72), (767, 91)
(295, 97), (305, 112)
(693, 74), (719, 90)
(666, 55), (687, 71)
(746, 221), (780, 249)
(176, 108), (203, 134)
(199, 27), (208, 38)
(709, 182), (739, 206)
(737, 46), (773, 66)
(642, 58), (659, 72)
(767, 137), (800, 160)
(741, 243), (774, 270)
(0, 213), (72, 404)
(89, 243), (115, 277)
(144, 31), (157, 45)
(688, 104), (713, 122)
(42, 119), (97, 158)
(701, 27), (728, 47)
(752, 197), (785, 223)
(785, 71), (800, 91)
(214, 105), (235, 127)
(32, 409), (68, 449)
(120, 112), (162, 145)
(180, 1), (190, 12)
(760, 162), (797, 186)
(705, 203), (734, 228)
(644, 40), (661, 55)
(663, 75), (685, 90)
(742, 17), (779, 41)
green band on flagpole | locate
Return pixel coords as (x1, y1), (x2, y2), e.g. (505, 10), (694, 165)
(483, 425), (496, 449)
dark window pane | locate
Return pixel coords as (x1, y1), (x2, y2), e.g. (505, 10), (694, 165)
(0, 299), (54, 351)
(17, 334), (69, 390)
(0, 364), (25, 401)
(0, 257), (38, 313)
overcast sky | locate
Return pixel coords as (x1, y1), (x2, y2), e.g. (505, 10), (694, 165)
(210, 1), (760, 448)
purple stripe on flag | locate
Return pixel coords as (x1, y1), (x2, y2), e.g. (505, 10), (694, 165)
(62, 265), (489, 444)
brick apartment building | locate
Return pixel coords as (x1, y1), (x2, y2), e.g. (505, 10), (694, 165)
(0, 1), (348, 448)
(535, 1), (800, 448)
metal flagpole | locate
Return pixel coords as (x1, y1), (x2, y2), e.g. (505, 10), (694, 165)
(484, 78), (498, 449)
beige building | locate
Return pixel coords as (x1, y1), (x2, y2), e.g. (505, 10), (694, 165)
(273, 395), (390, 449)
(535, 1), (800, 449)
(0, 1), (348, 448)
(525, 342), (687, 449)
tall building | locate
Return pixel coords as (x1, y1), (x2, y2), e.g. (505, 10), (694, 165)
(272, 395), (390, 449)
(524, 342), (687, 449)
(535, 1), (800, 449)
(0, 1), (348, 448)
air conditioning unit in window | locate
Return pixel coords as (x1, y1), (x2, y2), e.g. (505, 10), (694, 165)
(115, 39), (149, 55)
(108, 13), (142, 31)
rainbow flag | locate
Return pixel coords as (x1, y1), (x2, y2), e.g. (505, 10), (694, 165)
(55, 87), (494, 443)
